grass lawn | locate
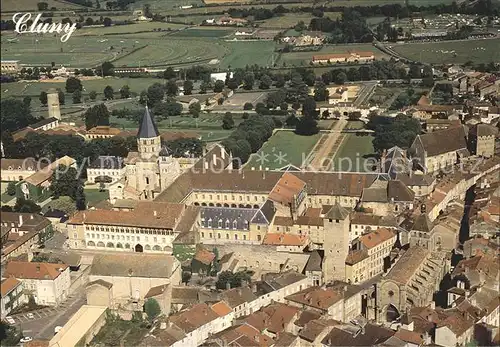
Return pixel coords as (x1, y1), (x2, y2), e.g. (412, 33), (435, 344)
(391, 38), (500, 64)
(332, 134), (376, 172)
(279, 44), (387, 66)
(258, 13), (315, 29)
(84, 189), (109, 204)
(220, 41), (277, 69)
(345, 121), (365, 130)
(1, 0), (85, 11)
(246, 130), (321, 170)
(170, 28), (234, 38)
(75, 22), (188, 36)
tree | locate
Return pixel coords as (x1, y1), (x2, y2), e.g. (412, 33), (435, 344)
(314, 81), (329, 101)
(65, 77), (82, 93)
(189, 102), (201, 118)
(147, 83), (165, 106)
(50, 165), (83, 199)
(295, 115), (319, 136)
(72, 90), (82, 104)
(182, 271), (192, 284)
(163, 67), (176, 80)
(89, 90), (97, 101)
(259, 74), (272, 89)
(46, 196), (76, 215)
(222, 112), (234, 129)
(369, 114), (421, 153)
(227, 78), (239, 91)
(183, 80), (194, 95)
(84, 103), (110, 130)
(23, 96), (32, 109)
(103, 85), (114, 100)
(243, 102), (253, 110)
(153, 101), (182, 119)
(275, 74), (285, 88)
(75, 186), (86, 210)
(100, 61), (114, 76)
(294, 20), (307, 31)
(57, 89), (65, 105)
(199, 81), (209, 94)
(302, 96), (317, 118)
(334, 71), (348, 85)
(166, 79), (178, 97)
(144, 298), (161, 320)
(119, 85), (130, 99)
(0, 322), (21, 346)
(39, 91), (48, 106)
(287, 73), (309, 103)
(216, 270), (253, 290)
(37, 2), (49, 10)
(243, 72), (255, 90)
(1, 98), (38, 133)
(103, 17), (112, 27)
(213, 80), (225, 93)
(7, 182), (16, 196)
(164, 138), (203, 157)
(14, 198), (42, 213)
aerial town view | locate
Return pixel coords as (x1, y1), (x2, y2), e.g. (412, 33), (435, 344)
(0, 0), (499, 345)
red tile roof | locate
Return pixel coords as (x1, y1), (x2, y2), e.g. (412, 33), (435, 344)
(5, 261), (68, 280)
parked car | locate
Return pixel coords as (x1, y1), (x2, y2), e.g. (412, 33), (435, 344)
(20, 337), (33, 343)
(6, 316), (15, 324)
(27, 313), (35, 319)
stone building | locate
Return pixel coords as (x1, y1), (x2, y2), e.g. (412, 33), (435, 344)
(410, 126), (469, 174)
(376, 246), (449, 323)
(109, 107), (211, 201)
(469, 123), (498, 158)
(47, 88), (61, 120)
(66, 201), (200, 253)
(346, 228), (396, 284)
(86, 253), (181, 311)
(86, 156), (126, 184)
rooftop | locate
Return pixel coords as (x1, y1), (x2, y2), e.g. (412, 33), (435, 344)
(358, 228), (396, 250)
(285, 286), (343, 311)
(385, 246), (429, 285)
(5, 261), (68, 280)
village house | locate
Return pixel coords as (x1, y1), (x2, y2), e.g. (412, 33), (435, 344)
(468, 123), (499, 158)
(0, 158), (43, 182)
(4, 260), (70, 306)
(86, 155), (126, 184)
(346, 228), (396, 284)
(349, 212), (398, 242)
(312, 52), (375, 64)
(242, 302), (300, 338)
(1, 212), (53, 261)
(0, 277), (26, 319)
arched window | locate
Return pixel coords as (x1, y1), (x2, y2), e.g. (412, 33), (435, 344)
(208, 218), (212, 228)
(233, 220), (237, 229)
(218, 220), (223, 229)
(97, 241), (105, 247)
(106, 242), (114, 248)
(225, 220), (230, 229)
(125, 243), (130, 249)
(87, 241), (95, 247)
(145, 245), (151, 250)
(153, 245), (161, 251)
(116, 243), (123, 248)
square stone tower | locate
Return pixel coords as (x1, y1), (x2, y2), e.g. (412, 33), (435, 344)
(47, 88), (61, 120)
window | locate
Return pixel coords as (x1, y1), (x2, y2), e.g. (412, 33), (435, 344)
(208, 219), (212, 228)
(218, 220), (223, 228)
(226, 233), (229, 239)
(235, 234), (238, 240)
(225, 220), (230, 229)
(145, 177), (150, 185)
(257, 235), (261, 241)
(243, 235), (247, 240)
(218, 233), (221, 239)
(233, 220), (237, 229)
(201, 232), (205, 238)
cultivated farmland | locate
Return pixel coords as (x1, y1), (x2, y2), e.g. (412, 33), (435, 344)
(220, 41), (277, 68)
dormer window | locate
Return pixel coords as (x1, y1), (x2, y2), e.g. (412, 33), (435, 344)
(244, 220), (248, 229)
(218, 220), (222, 229)
(225, 220), (230, 229)
(208, 218), (212, 228)
(233, 220), (237, 229)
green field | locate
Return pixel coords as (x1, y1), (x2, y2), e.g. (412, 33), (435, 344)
(170, 28), (234, 38)
(1, 0), (85, 11)
(278, 44), (387, 66)
(76, 22), (188, 36)
(258, 13), (315, 29)
(1, 78), (161, 100)
(220, 41), (277, 68)
(391, 38), (500, 64)
(246, 130), (321, 170)
(332, 134), (376, 172)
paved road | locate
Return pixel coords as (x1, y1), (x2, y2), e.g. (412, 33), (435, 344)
(354, 81), (378, 107)
(13, 290), (86, 340)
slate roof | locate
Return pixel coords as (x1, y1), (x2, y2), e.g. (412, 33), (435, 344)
(325, 203), (349, 220)
(472, 123), (499, 137)
(137, 106), (160, 139)
(88, 156), (124, 169)
(416, 125), (468, 157)
(385, 246), (429, 285)
(220, 287), (257, 308)
(304, 250), (323, 272)
(200, 202), (275, 230)
(321, 323), (394, 346)
(86, 279), (113, 289)
(382, 146), (408, 179)
(412, 214), (433, 233)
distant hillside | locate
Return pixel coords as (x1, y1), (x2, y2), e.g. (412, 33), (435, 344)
(1, 0), (88, 12)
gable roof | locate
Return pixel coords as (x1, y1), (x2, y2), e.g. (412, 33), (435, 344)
(325, 203), (349, 220)
(412, 214), (433, 233)
(137, 106), (160, 139)
(269, 172), (306, 206)
(416, 125), (468, 157)
(1, 277), (22, 297)
(5, 261), (68, 280)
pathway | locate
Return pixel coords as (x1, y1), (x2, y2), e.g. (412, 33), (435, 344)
(308, 118), (348, 170)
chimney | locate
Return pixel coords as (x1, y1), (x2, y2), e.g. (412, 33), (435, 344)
(226, 281), (231, 290)
(36, 265), (41, 272)
(204, 160), (209, 170)
(18, 215), (23, 227)
(221, 149), (225, 160)
(160, 322), (167, 329)
(154, 210), (157, 217)
(430, 301), (435, 310)
(30, 214), (34, 220)
(213, 153), (217, 163)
